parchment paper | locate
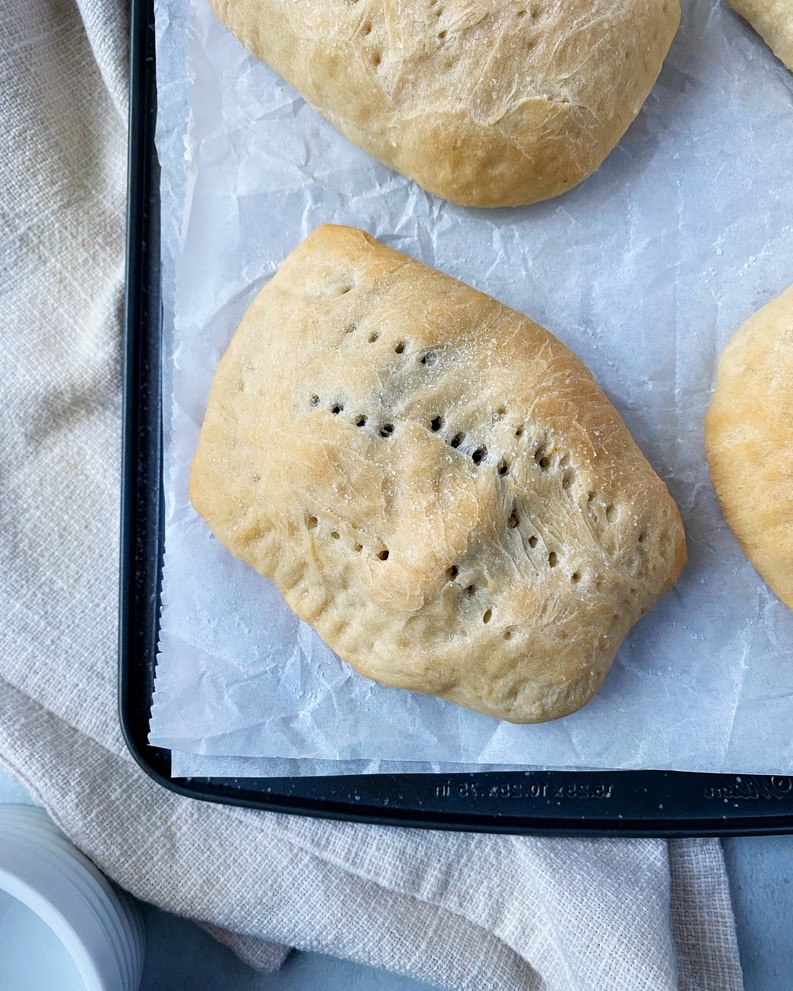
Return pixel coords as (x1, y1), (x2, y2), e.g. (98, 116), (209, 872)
(149, 0), (793, 776)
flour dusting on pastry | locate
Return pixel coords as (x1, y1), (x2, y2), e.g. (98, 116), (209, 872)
(190, 225), (687, 722)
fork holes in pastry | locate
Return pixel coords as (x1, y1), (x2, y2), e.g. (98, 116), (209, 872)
(377, 549), (389, 561)
(450, 432), (465, 448)
(332, 403), (344, 415)
(330, 530), (340, 540)
(446, 565), (459, 580)
(309, 394), (320, 407)
(307, 516), (318, 530)
(355, 415), (367, 427)
(571, 571), (581, 583)
(503, 628), (513, 640)
(605, 504), (616, 523)
(362, 21), (372, 35)
(507, 510), (519, 528)
(353, 543), (363, 552)
(471, 446), (487, 466)
(368, 330), (380, 343)
(548, 551), (558, 567)
(420, 350), (437, 368)
(345, 322), (358, 334)
(371, 52), (382, 67)
(498, 461), (509, 476)
(395, 340), (406, 354)
(562, 468), (575, 489)
(430, 415), (444, 432)
(528, 535), (538, 548)
(482, 609), (492, 624)
(464, 584), (477, 597)
(638, 531), (647, 544)
(379, 423), (394, 438)
(535, 443), (551, 469)
(437, 29), (447, 39)
(515, 425), (524, 438)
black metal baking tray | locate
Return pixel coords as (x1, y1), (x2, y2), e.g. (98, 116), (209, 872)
(120, 0), (793, 836)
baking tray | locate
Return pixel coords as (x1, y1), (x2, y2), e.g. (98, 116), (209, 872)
(120, 0), (793, 836)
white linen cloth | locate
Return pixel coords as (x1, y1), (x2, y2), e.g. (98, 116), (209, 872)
(0, 3), (744, 988)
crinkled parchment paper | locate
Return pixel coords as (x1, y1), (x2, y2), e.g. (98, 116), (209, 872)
(149, 0), (793, 776)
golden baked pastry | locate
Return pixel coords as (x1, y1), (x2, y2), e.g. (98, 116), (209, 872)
(209, 0), (680, 207)
(729, 0), (793, 70)
(190, 225), (687, 722)
(705, 283), (793, 612)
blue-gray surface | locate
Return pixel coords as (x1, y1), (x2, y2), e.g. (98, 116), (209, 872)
(723, 835), (793, 990)
(1, 767), (790, 989)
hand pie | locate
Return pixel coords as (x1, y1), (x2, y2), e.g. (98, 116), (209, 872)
(191, 225), (687, 721)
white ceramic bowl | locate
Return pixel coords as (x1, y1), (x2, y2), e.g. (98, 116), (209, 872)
(0, 806), (145, 991)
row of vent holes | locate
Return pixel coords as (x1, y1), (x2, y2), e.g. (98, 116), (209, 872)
(316, 395), (572, 483)
(434, 408), (572, 483)
(349, 324), (438, 370)
(330, 330), (517, 474)
(443, 567), (499, 630)
(358, 20), (383, 67)
(310, 396), (395, 438)
(446, 429), (510, 475)
(429, 1), (536, 21)
(349, 6), (537, 39)
(385, 331), (433, 369)
(437, 402), (512, 474)
(306, 516), (389, 560)
(506, 509), (583, 583)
